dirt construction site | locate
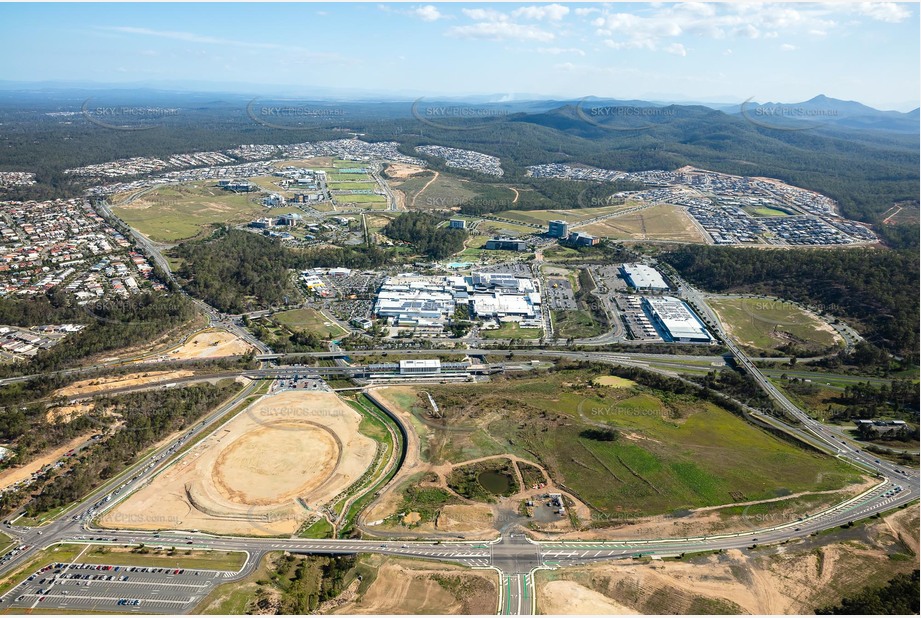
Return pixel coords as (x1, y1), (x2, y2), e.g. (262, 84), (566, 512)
(161, 328), (255, 360)
(100, 391), (376, 535)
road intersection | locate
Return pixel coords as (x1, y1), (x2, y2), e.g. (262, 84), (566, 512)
(1, 286), (917, 615)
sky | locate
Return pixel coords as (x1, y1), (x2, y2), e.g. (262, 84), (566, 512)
(0, 2), (918, 110)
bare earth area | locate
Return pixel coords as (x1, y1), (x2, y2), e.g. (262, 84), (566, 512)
(540, 580), (639, 615)
(0, 433), (93, 492)
(535, 506), (919, 614)
(55, 370), (195, 398)
(385, 163), (426, 180)
(101, 391), (376, 535)
(331, 556), (498, 615)
(162, 328), (254, 360)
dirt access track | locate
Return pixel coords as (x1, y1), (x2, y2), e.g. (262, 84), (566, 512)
(100, 391), (377, 536)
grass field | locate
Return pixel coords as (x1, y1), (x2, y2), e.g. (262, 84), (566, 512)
(743, 205), (793, 217)
(272, 308), (347, 339)
(481, 322), (543, 339)
(709, 297), (841, 353)
(552, 309), (605, 339)
(399, 370), (863, 517)
(396, 171), (478, 208)
(477, 219), (539, 236)
(500, 204), (636, 226)
(112, 182), (265, 242)
(333, 193), (388, 208)
(393, 169), (541, 212)
(328, 181), (378, 190)
(581, 204), (706, 243)
(78, 545), (246, 571)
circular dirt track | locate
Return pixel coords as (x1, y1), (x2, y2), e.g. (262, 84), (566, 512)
(101, 391), (379, 536)
(211, 422), (341, 505)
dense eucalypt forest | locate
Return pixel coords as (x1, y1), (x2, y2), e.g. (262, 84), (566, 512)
(0, 291), (197, 375)
(660, 246), (920, 361)
(1, 96), (917, 249)
(170, 227), (392, 313)
(381, 212), (467, 259)
(0, 381), (242, 518)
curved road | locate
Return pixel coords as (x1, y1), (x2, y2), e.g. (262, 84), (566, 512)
(0, 296), (917, 615)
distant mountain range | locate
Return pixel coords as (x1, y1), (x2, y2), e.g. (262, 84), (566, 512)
(0, 80), (916, 130)
(726, 94), (919, 134)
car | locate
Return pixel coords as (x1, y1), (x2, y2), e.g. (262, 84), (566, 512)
(186, 541), (194, 544)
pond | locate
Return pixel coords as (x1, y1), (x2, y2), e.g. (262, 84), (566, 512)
(477, 470), (512, 495)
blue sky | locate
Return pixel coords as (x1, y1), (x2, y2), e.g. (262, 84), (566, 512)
(0, 2), (917, 110)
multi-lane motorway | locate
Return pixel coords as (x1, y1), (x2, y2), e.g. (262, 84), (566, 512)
(1, 292), (917, 615)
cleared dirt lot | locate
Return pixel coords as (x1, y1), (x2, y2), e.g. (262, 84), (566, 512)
(331, 556), (497, 615)
(101, 391), (376, 535)
(582, 204), (706, 243)
(384, 163), (427, 180)
(162, 329), (254, 360)
(535, 506), (919, 614)
(55, 371), (195, 398)
(0, 433), (93, 492)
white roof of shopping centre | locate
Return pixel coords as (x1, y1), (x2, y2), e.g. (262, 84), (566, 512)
(621, 263), (669, 289)
(644, 296), (710, 340)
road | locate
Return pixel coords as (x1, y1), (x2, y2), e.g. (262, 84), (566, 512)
(1, 282), (917, 615)
(2, 348), (916, 615)
(96, 199), (270, 355)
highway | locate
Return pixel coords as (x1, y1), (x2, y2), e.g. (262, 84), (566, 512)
(1, 281), (917, 614)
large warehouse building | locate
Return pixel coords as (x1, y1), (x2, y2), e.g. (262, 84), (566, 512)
(620, 263), (669, 290)
(373, 272), (542, 327)
(642, 296), (712, 343)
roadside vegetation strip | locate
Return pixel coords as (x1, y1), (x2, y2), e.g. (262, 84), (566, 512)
(82, 381), (264, 529)
(334, 395), (406, 536)
(18, 380), (253, 528)
(75, 544), (246, 571)
(0, 543), (85, 596)
(0, 532), (13, 556)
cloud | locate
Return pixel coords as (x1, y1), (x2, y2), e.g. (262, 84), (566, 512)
(537, 47), (586, 56)
(780, 43), (797, 51)
(448, 22), (555, 42)
(461, 8), (507, 22)
(513, 4), (570, 21)
(589, 3), (879, 51)
(413, 5), (443, 22)
(854, 2), (911, 22)
(665, 43), (688, 56)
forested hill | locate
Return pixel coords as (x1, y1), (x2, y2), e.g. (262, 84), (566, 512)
(2, 95), (916, 241)
(660, 246), (919, 358)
